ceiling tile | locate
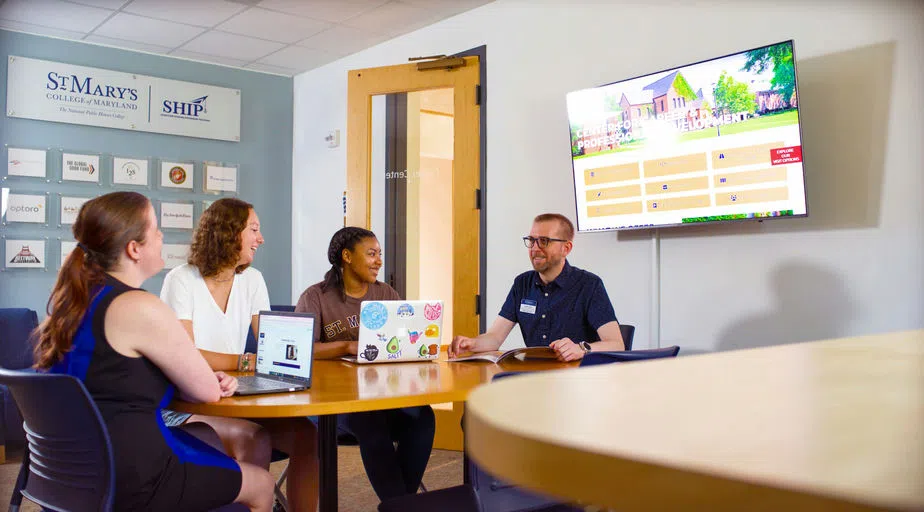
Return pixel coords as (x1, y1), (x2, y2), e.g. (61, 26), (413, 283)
(244, 62), (297, 76)
(180, 30), (284, 61)
(122, 0), (247, 28)
(216, 7), (330, 44)
(256, 0), (388, 23)
(64, 0), (132, 9)
(0, 0), (113, 32)
(342, 1), (442, 37)
(83, 33), (173, 54)
(93, 12), (205, 47)
(169, 49), (250, 68)
(257, 45), (339, 71)
(296, 25), (390, 57)
(0, 18), (88, 40)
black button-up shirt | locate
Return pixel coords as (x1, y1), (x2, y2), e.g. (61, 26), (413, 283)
(499, 261), (617, 347)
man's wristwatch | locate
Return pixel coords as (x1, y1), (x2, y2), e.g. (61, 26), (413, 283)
(578, 341), (593, 353)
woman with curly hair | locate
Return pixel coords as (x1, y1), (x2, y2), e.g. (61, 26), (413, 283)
(161, 198), (318, 511)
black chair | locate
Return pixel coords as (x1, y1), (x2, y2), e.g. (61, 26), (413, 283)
(1, 369), (114, 512)
(619, 323), (635, 351)
(0, 368), (246, 512)
(0, 308), (38, 453)
(378, 484), (481, 512)
(579, 345), (680, 367)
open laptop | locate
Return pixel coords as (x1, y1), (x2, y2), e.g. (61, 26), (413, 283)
(235, 311), (316, 395)
(342, 300), (444, 364)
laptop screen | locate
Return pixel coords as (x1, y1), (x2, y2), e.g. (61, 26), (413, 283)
(256, 312), (315, 382)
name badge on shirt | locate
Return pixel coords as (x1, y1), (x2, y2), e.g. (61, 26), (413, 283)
(520, 299), (537, 315)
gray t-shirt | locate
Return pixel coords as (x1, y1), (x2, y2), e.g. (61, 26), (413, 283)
(295, 281), (400, 342)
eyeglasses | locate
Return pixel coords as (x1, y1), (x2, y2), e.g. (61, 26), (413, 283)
(522, 236), (568, 249)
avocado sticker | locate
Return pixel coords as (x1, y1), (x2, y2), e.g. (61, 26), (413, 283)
(386, 336), (400, 354)
(418, 344), (429, 357)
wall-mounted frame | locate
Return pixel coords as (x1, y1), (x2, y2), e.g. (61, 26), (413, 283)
(111, 156), (151, 188)
(2, 188), (50, 226)
(161, 243), (190, 271)
(58, 193), (97, 227)
(203, 162), (238, 196)
(159, 160), (195, 191)
(158, 200), (195, 231)
(3, 145), (49, 182)
(2, 236), (48, 271)
(59, 239), (78, 270)
(60, 151), (103, 185)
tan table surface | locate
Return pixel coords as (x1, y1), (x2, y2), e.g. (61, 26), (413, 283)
(171, 352), (576, 417)
(465, 330), (924, 511)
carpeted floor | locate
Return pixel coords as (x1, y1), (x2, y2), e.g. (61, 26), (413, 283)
(0, 443), (464, 512)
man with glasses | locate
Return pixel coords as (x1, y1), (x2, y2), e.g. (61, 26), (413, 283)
(449, 213), (624, 361)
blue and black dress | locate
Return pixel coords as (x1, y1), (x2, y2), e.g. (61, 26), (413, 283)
(50, 275), (242, 511)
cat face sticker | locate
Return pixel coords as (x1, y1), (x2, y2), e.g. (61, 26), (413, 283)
(424, 303), (442, 321)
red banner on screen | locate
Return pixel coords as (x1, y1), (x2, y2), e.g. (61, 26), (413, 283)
(770, 146), (803, 165)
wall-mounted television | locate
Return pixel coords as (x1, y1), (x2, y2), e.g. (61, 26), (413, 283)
(567, 40), (806, 232)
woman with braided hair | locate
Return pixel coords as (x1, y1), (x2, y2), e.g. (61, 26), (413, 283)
(296, 226), (435, 502)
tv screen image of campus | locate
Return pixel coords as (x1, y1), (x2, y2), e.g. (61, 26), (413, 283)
(566, 40), (806, 231)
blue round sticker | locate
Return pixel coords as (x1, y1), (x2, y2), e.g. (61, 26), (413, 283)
(361, 302), (389, 330)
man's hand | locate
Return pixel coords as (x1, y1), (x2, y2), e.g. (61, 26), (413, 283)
(550, 337), (585, 362)
(347, 341), (359, 356)
(215, 371), (238, 397)
(449, 335), (476, 359)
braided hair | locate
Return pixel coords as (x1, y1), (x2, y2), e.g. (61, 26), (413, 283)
(321, 226), (376, 297)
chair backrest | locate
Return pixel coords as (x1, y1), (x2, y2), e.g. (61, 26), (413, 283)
(270, 305), (296, 312)
(619, 323), (635, 351)
(0, 308), (38, 369)
(579, 345), (680, 367)
(0, 368), (114, 512)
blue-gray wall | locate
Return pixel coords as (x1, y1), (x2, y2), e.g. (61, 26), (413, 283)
(0, 29), (294, 314)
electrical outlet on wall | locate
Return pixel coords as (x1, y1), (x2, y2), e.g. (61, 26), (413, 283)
(325, 130), (340, 148)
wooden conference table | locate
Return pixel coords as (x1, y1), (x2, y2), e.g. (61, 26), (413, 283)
(466, 330), (924, 511)
(172, 352), (576, 512)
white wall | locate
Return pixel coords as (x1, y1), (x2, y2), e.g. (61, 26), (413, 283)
(292, 0), (924, 351)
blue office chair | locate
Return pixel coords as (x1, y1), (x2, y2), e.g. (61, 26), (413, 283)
(0, 308), (38, 454)
(0, 368), (246, 512)
(579, 345), (680, 367)
(619, 323), (635, 351)
(0, 369), (114, 512)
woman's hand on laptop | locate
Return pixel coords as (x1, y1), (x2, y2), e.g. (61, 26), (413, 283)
(215, 371), (238, 398)
(347, 341), (359, 356)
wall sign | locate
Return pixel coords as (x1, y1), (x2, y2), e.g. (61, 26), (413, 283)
(7, 56), (241, 142)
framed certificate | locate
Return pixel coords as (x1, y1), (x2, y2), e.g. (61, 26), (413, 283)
(59, 194), (95, 226)
(4, 146), (47, 180)
(3, 238), (47, 270)
(112, 156), (150, 187)
(61, 152), (101, 184)
(159, 201), (195, 230)
(1, 188), (49, 226)
(162, 243), (190, 270)
(203, 163), (238, 194)
(160, 161), (194, 190)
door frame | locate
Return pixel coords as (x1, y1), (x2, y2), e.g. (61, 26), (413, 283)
(346, 55), (482, 338)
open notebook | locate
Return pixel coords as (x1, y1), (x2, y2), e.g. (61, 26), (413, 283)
(449, 346), (558, 364)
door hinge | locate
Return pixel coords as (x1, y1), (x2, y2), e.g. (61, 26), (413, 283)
(475, 188), (481, 210)
(475, 84), (482, 105)
(475, 294), (482, 316)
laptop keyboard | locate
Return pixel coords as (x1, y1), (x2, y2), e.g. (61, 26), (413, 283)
(237, 375), (292, 391)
